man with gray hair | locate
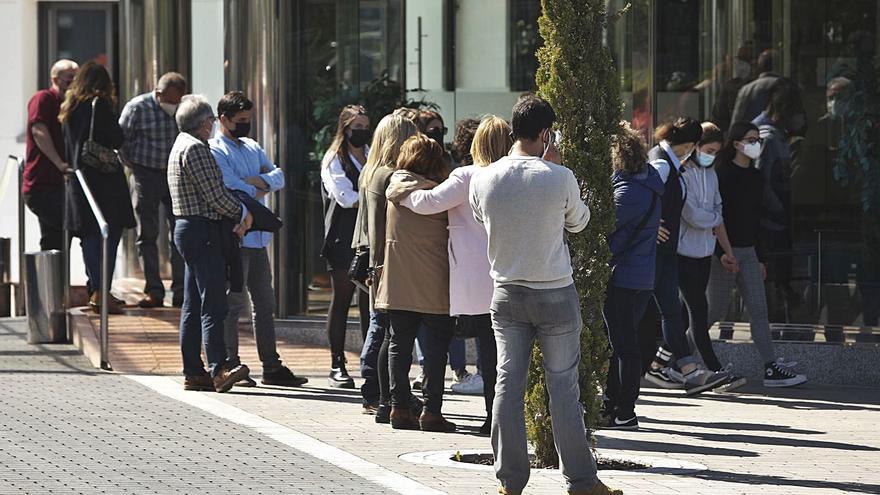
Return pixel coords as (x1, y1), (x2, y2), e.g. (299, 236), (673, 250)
(23, 59), (78, 251)
(119, 72), (188, 308)
(168, 94), (253, 393)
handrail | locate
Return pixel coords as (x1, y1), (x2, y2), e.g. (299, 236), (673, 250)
(74, 169), (111, 370)
(14, 156), (24, 317)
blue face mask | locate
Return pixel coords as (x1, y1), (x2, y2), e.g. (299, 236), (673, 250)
(697, 151), (716, 168)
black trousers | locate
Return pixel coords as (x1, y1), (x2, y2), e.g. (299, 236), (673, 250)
(24, 186), (65, 251)
(388, 310), (453, 414)
(603, 285), (653, 417)
(678, 255), (723, 371)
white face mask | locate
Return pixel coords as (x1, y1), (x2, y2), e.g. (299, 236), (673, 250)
(827, 99), (838, 118)
(740, 141), (762, 160)
(160, 102), (178, 117)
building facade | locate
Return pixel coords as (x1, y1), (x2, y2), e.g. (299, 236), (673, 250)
(3, 0), (878, 338)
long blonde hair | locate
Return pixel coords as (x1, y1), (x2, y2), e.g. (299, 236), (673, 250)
(471, 115), (512, 166)
(360, 114), (418, 188)
(59, 61), (116, 124)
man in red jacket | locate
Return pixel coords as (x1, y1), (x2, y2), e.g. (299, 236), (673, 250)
(23, 59), (78, 250)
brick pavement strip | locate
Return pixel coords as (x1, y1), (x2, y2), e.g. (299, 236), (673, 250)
(6, 315), (880, 495)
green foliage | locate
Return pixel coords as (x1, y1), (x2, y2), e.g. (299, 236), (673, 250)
(526, 0), (622, 468)
(311, 72), (437, 160)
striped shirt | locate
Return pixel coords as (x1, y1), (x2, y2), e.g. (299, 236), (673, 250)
(118, 92), (179, 169)
(168, 132), (243, 221)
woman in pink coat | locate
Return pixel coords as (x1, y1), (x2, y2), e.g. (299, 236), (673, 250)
(400, 115), (512, 434)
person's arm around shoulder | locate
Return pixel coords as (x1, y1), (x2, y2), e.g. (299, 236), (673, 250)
(401, 167), (467, 215)
(563, 168), (590, 233)
(469, 173), (485, 226)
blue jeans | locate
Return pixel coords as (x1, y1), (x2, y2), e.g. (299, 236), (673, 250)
(80, 226), (123, 295)
(603, 285), (653, 418)
(416, 333), (466, 371)
(174, 217), (230, 378)
(490, 284), (598, 494)
(653, 252), (697, 368)
(360, 311), (388, 406)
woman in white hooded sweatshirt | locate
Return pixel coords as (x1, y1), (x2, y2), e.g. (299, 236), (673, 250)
(674, 122), (745, 390)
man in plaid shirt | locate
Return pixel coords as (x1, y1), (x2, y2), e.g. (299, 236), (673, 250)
(168, 94), (253, 393)
(119, 72), (187, 309)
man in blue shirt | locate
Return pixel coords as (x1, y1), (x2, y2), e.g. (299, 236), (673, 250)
(210, 91), (308, 388)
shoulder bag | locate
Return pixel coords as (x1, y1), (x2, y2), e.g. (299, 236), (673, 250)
(79, 97), (121, 174)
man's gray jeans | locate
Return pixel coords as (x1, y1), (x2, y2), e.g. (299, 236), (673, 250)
(224, 247), (283, 372)
(131, 166), (183, 300)
(490, 283), (599, 494)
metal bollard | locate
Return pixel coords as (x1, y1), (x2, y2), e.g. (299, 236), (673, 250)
(24, 250), (66, 343)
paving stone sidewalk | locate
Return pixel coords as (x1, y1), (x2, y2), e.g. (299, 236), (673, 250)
(6, 315), (880, 494)
(0, 319), (386, 495)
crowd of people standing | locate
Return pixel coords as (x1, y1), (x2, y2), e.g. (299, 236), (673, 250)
(23, 56), (815, 495)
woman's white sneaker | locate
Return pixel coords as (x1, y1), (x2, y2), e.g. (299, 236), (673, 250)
(764, 362), (808, 388)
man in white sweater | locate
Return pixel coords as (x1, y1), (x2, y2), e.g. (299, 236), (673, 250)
(469, 96), (619, 495)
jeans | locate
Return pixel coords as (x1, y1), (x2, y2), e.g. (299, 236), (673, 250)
(131, 166), (183, 301)
(388, 311), (453, 414)
(360, 311), (388, 405)
(416, 333), (466, 371)
(678, 255), (723, 371)
(603, 285), (653, 418)
(653, 252), (697, 368)
(24, 186), (65, 251)
(80, 226), (123, 295)
(223, 247), (282, 372)
(491, 284), (598, 494)
(174, 217), (230, 378)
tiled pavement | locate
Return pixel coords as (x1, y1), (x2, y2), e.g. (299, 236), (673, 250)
(5, 315), (880, 494)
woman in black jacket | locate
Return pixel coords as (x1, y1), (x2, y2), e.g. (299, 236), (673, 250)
(59, 61), (135, 314)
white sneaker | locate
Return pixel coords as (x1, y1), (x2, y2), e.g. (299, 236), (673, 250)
(450, 373), (484, 395)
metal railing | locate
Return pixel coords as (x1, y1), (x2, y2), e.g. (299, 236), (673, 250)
(74, 169), (111, 370)
(14, 156), (25, 317)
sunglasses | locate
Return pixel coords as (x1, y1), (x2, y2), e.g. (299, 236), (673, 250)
(739, 137), (764, 145)
(428, 126), (448, 135)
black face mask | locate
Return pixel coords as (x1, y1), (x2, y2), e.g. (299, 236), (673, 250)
(348, 128), (370, 148)
(229, 121), (251, 138)
(426, 130), (445, 145)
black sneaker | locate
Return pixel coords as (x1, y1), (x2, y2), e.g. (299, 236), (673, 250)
(684, 368), (730, 396)
(601, 414), (639, 431)
(328, 356), (355, 389)
(644, 366), (685, 389)
(375, 404), (391, 424)
(262, 366), (309, 387)
(764, 362), (808, 388)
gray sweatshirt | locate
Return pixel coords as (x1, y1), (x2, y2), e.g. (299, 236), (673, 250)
(469, 155), (590, 290)
(678, 163), (723, 259)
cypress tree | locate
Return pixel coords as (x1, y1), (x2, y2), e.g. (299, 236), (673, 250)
(525, 0), (622, 467)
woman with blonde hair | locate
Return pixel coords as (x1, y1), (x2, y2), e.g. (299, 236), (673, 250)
(60, 61), (135, 315)
(398, 115), (512, 434)
(353, 113), (421, 421)
(320, 104), (371, 389)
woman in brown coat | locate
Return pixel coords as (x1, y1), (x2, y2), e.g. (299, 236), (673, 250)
(377, 133), (455, 432)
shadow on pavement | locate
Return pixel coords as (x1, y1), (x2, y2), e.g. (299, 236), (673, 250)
(638, 417), (823, 435)
(596, 435), (759, 457)
(694, 469), (880, 494)
(636, 426), (879, 452)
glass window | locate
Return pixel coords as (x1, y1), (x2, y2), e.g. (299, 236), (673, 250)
(40, 3), (117, 83)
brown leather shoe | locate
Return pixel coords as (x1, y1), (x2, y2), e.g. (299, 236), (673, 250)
(213, 364), (250, 393)
(419, 411), (457, 433)
(569, 481), (623, 495)
(389, 407), (421, 430)
(89, 292), (124, 315)
(184, 374), (215, 391)
(137, 294), (164, 308)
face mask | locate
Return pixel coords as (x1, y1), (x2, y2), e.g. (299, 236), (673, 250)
(426, 129), (445, 145)
(160, 102), (178, 117)
(348, 128), (370, 148)
(740, 141), (762, 160)
(229, 121), (251, 138)
(697, 151), (716, 167)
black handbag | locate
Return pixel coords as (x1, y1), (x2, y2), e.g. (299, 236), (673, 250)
(232, 190), (283, 232)
(348, 248), (370, 293)
(454, 314), (492, 339)
(79, 97), (121, 174)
